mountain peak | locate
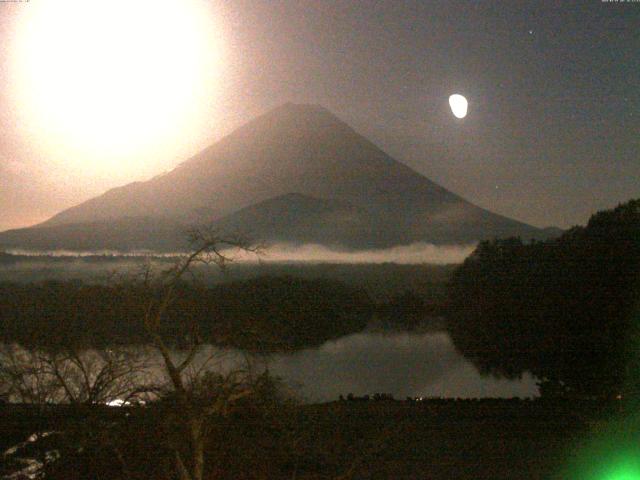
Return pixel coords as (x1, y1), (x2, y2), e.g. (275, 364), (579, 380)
(273, 102), (330, 114)
(2, 105), (553, 251)
(248, 102), (349, 133)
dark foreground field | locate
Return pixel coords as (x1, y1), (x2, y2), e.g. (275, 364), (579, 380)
(1, 398), (621, 480)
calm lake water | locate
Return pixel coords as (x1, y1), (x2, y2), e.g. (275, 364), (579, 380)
(1, 332), (538, 404)
(268, 331), (538, 402)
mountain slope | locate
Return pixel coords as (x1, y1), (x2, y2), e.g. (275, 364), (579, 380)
(1, 103), (553, 251)
(42, 103), (461, 227)
(212, 192), (547, 248)
(211, 193), (372, 247)
(0, 217), (186, 252)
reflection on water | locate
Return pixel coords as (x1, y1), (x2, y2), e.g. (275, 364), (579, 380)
(1, 333), (538, 405)
(0, 332), (538, 479)
(269, 332), (539, 402)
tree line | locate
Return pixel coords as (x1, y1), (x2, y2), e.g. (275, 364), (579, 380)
(447, 199), (640, 398)
(0, 231), (386, 480)
(0, 275), (373, 354)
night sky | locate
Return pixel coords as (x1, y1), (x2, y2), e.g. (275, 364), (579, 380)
(0, 0), (638, 232)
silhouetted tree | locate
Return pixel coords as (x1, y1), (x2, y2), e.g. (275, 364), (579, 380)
(447, 199), (640, 398)
(127, 227), (264, 480)
(0, 344), (148, 404)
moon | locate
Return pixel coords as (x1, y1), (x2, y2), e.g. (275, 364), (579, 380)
(8, 0), (225, 178)
(449, 94), (468, 119)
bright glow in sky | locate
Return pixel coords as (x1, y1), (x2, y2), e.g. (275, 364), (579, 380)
(449, 94), (468, 119)
(0, 2), (636, 232)
(8, 0), (224, 178)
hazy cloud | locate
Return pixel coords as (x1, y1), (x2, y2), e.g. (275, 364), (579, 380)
(3, 242), (476, 265)
(242, 242), (476, 265)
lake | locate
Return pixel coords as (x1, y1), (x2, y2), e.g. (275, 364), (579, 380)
(1, 332), (538, 404)
(269, 331), (538, 402)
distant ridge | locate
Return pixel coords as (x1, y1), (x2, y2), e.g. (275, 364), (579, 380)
(0, 103), (558, 252)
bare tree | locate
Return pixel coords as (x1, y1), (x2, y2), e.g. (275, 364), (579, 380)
(0, 227), (265, 479)
(0, 344), (154, 480)
(133, 227), (263, 480)
(0, 344), (149, 405)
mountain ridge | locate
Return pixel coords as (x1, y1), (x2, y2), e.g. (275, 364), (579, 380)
(1, 103), (558, 251)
